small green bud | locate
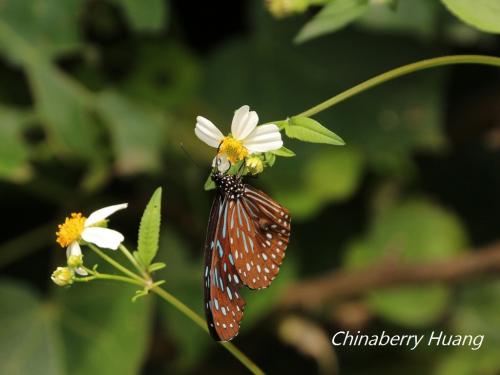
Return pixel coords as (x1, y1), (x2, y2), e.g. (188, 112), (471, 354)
(51, 267), (74, 287)
(67, 254), (83, 268)
(246, 156), (264, 175)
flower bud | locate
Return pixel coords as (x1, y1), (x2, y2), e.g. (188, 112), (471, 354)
(265, 0), (309, 18)
(246, 156), (264, 175)
(51, 267), (74, 287)
(67, 254), (84, 268)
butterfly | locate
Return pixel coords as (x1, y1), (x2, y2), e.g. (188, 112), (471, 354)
(203, 166), (291, 341)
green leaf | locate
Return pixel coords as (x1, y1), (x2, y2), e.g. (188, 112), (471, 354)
(137, 187), (162, 267)
(204, 175), (216, 191)
(285, 116), (345, 145)
(264, 152), (276, 167)
(56, 282), (150, 375)
(271, 146), (296, 157)
(148, 262), (166, 273)
(27, 62), (100, 158)
(97, 91), (165, 174)
(0, 0), (83, 61)
(441, 0), (500, 33)
(0, 108), (31, 181)
(0, 280), (64, 375)
(295, 0), (369, 43)
(344, 199), (468, 327)
(111, 0), (168, 32)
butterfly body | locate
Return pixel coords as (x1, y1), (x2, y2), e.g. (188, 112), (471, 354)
(203, 171), (291, 341)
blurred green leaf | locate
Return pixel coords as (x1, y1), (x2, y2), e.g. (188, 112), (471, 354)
(121, 41), (201, 108)
(286, 116), (345, 145)
(263, 147), (364, 219)
(295, 0), (369, 43)
(27, 62), (100, 158)
(111, 0), (168, 32)
(97, 91), (165, 174)
(56, 283), (150, 375)
(0, 0), (83, 61)
(357, 0), (440, 39)
(0, 108), (31, 181)
(0, 280), (64, 375)
(435, 281), (500, 375)
(441, 0), (500, 33)
(137, 187), (162, 267)
(156, 229), (210, 370)
(344, 199), (468, 327)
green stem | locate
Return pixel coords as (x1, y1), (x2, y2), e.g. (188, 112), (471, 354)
(75, 273), (143, 287)
(87, 243), (143, 282)
(119, 244), (147, 277)
(151, 286), (265, 375)
(297, 55), (500, 118)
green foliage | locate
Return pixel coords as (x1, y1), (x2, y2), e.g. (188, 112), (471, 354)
(0, 281), (64, 375)
(284, 116), (345, 145)
(435, 281), (500, 374)
(156, 229), (209, 370)
(56, 282), (151, 375)
(0, 108), (31, 181)
(28, 63), (99, 158)
(271, 146), (296, 157)
(344, 199), (468, 326)
(110, 0), (169, 32)
(441, 0), (500, 33)
(137, 187), (162, 267)
(295, 0), (369, 43)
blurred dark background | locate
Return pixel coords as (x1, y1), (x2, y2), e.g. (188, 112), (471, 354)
(0, 0), (499, 374)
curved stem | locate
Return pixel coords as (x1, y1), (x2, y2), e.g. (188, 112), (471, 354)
(151, 286), (265, 375)
(297, 55), (500, 118)
(87, 243), (143, 282)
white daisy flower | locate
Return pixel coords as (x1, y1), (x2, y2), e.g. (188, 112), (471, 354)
(195, 105), (283, 171)
(56, 203), (128, 275)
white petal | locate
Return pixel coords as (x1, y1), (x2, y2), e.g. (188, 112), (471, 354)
(213, 154), (231, 172)
(75, 267), (88, 276)
(85, 203), (128, 227)
(81, 227), (124, 250)
(244, 124), (283, 152)
(231, 105), (258, 140)
(195, 116), (224, 148)
(66, 241), (82, 258)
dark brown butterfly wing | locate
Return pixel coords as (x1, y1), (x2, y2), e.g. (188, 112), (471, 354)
(203, 193), (246, 341)
(229, 184), (291, 289)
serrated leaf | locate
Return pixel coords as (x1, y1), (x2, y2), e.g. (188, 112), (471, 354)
(271, 146), (296, 157)
(286, 116), (345, 145)
(137, 187), (162, 267)
(295, 0), (369, 43)
(441, 0), (500, 34)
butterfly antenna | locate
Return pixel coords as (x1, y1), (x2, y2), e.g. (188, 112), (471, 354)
(180, 142), (203, 170)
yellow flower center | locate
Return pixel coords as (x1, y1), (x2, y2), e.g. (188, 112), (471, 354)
(56, 213), (86, 248)
(219, 136), (248, 164)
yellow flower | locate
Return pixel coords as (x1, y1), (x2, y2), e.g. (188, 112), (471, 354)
(55, 204), (128, 276)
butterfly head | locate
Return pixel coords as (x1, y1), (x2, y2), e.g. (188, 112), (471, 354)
(211, 172), (244, 200)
